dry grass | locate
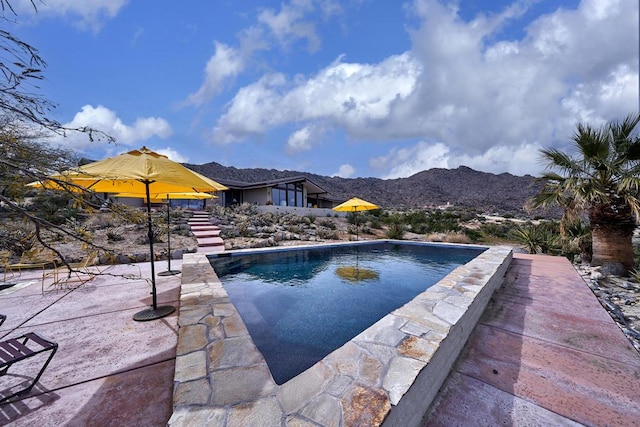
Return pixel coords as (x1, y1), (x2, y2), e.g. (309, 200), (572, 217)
(425, 232), (472, 244)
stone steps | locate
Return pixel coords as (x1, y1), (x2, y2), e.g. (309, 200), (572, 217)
(196, 237), (225, 247)
(192, 229), (221, 238)
(189, 225), (219, 231)
(188, 211), (224, 252)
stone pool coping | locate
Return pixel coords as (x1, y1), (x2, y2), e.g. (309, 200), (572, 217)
(168, 241), (513, 426)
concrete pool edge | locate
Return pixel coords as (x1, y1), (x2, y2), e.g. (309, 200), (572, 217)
(168, 242), (513, 426)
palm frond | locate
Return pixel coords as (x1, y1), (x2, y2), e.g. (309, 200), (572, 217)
(574, 123), (608, 161)
(540, 148), (580, 174)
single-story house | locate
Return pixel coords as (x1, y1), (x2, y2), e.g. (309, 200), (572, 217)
(212, 176), (339, 209)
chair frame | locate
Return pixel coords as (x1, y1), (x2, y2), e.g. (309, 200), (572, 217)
(3, 248), (57, 286)
(48, 251), (99, 292)
(0, 332), (58, 402)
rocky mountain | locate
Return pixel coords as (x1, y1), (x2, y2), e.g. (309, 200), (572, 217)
(184, 162), (545, 215)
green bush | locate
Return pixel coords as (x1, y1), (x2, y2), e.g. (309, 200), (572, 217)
(510, 223), (560, 255)
(463, 227), (484, 242)
(346, 212), (358, 225)
(385, 222), (406, 240)
(369, 218), (382, 229)
(424, 210), (460, 233)
(30, 191), (84, 225)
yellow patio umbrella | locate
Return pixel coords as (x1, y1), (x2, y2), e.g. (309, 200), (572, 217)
(114, 191), (216, 276)
(332, 197), (379, 240)
(34, 147), (227, 321)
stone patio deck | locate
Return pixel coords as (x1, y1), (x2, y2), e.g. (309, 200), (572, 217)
(0, 248), (638, 426)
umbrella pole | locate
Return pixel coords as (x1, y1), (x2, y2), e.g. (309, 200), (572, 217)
(355, 208), (359, 241)
(159, 195), (181, 276)
(133, 182), (176, 321)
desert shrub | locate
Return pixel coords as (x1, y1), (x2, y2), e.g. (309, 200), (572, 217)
(231, 202), (258, 216)
(404, 210), (428, 233)
(560, 219), (591, 261)
(106, 228), (125, 242)
(237, 221), (253, 237)
(347, 224), (358, 235)
(368, 218), (382, 229)
(478, 222), (512, 240)
(85, 213), (116, 230)
(317, 228), (338, 240)
(385, 222), (406, 240)
(136, 227), (164, 244)
(510, 223), (559, 254)
(284, 224), (303, 234)
(306, 214), (316, 224)
(0, 222), (36, 254)
(30, 191), (84, 225)
(346, 212), (358, 225)
(65, 217), (93, 242)
(252, 212), (277, 227)
(441, 232), (472, 244)
(423, 210), (460, 233)
(280, 214), (306, 225)
(318, 218), (336, 229)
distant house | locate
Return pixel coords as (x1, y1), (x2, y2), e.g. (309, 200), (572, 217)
(212, 176), (339, 209)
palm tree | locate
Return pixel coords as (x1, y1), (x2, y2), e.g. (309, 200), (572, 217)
(528, 113), (640, 275)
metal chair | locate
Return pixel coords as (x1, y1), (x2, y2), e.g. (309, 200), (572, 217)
(48, 251), (100, 292)
(3, 248), (57, 286)
(0, 332), (58, 403)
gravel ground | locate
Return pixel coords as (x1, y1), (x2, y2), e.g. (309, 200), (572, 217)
(576, 265), (640, 353)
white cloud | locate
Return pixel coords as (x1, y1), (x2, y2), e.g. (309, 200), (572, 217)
(258, 0), (321, 52)
(454, 143), (545, 176)
(155, 147), (189, 163)
(333, 164), (355, 178)
(187, 0), (346, 108)
(212, 53), (420, 143)
(15, 0), (128, 30)
(211, 0), (638, 177)
(53, 105), (173, 151)
(372, 141), (545, 178)
(286, 127), (312, 154)
(371, 142), (451, 178)
(286, 125), (325, 154)
(184, 42), (246, 106)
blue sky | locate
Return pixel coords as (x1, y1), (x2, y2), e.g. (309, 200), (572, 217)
(9, 0), (639, 178)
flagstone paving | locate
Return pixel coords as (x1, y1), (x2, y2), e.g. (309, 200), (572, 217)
(1, 250), (638, 426)
(0, 261), (182, 426)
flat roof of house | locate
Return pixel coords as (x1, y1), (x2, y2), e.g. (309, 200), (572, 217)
(213, 175), (328, 195)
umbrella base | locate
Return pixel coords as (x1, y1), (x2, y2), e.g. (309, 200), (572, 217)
(158, 270), (181, 276)
(133, 305), (176, 321)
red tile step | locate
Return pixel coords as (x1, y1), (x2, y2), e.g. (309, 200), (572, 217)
(196, 245), (225, 254)
(192, 229), (221, 238)
(196, 237), (224, 247)
(188, 211), (225, 252)
(189, 225), (219, 231)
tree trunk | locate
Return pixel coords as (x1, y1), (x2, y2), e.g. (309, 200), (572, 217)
(589, 203), (636, 274)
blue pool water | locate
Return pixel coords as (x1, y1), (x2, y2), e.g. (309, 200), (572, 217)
(209, 242), (484, 384)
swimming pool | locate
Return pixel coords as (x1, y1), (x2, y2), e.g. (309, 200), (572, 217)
(209, 242), (485, 384)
